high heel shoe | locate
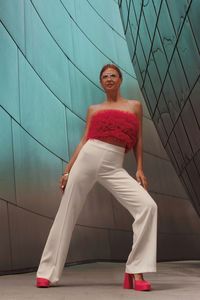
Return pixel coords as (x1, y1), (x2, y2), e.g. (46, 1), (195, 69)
(36, 277), (50, 288)
(123, 273), (151, 291)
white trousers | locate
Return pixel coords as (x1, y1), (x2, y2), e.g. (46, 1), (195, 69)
(37, 139), (157, 283)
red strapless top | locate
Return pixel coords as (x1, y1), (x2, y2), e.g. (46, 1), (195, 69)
(86, 109), (139, 152)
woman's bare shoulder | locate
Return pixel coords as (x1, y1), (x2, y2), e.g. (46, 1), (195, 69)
(128, 99), (142, 106)
(88, 103), (105, 113)
(127, 100), (143, 118)
(89, 104), (102, 109)
(87, 104), (103, 118)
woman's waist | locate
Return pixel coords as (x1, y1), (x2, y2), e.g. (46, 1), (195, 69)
(86, 138), (126, 154)
(94, 137), (126, 148)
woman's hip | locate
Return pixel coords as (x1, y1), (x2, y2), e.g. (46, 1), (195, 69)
(71, 139), (125, 175)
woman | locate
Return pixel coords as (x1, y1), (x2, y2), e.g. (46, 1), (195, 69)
(36, 64), (157, 291)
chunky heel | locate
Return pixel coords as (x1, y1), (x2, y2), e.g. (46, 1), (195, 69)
(123, 273), (133, 289)
(36, 277), (50, 288)
(123, 273), (151, 291)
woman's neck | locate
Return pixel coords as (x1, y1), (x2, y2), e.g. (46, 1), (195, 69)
(105, 91), (123, 103)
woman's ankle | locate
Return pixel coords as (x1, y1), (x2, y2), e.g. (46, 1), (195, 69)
(134, 273), (144, 281)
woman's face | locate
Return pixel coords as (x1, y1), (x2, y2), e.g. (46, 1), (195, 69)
(100, 67), (122, 92)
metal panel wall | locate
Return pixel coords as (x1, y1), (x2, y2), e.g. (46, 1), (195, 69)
(119, 0), (200, 260)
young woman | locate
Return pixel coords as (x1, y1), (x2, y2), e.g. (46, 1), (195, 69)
(36, 64), (157, 291)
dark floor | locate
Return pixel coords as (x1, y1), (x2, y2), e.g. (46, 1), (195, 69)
(1, 261), (200, 299)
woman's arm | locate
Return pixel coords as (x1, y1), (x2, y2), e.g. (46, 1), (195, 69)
(63, 105), (93, 173)
(60, 105), (94, 191)
(133, 101), (148, 190)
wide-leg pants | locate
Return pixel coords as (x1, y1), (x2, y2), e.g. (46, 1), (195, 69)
(37, 139), (157, 283)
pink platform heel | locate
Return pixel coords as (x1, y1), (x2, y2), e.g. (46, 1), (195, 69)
(36, 277), (50, 288)
(123, 273), (151, 291)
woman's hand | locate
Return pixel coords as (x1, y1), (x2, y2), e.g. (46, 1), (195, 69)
(59, 173), (69, 193)
(136, 169), (148, 190)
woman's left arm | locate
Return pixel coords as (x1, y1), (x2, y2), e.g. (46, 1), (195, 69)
(133, 101), (148, 190)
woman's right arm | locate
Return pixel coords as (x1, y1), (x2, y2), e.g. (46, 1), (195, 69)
(60, 105), (94, 191)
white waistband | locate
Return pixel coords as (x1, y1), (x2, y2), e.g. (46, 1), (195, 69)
(87, 139), (125, 154)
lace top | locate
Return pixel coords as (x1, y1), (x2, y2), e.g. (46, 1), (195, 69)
(86, 109), (139, 152)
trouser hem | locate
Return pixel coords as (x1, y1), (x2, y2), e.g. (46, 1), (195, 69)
(125, 267), (157, 274)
